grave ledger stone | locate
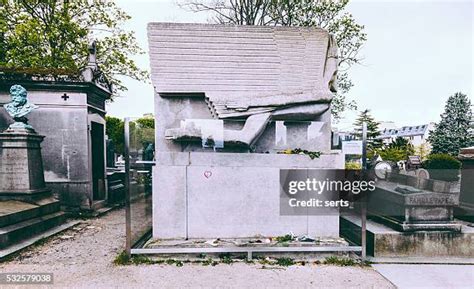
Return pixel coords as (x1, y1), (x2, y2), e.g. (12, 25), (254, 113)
(148, 23), (344, 239)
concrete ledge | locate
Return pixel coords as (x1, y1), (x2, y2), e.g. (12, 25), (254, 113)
(155, 151), (343, 168)
(341, 215), (474, 258)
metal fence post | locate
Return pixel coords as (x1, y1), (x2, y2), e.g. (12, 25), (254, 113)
(124, 118), (131, 258)
(361, 122), (367, 261)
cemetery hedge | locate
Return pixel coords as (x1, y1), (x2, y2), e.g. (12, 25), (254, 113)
(423, 153), (461, 181)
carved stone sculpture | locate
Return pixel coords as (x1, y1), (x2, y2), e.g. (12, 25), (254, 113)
(149, 23), (338, 148)
(4, 85), (38, 131)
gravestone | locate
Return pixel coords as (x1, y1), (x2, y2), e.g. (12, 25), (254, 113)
(148, 23), (344, 239)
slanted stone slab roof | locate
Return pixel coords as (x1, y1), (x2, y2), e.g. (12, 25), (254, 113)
(148, 23), (336, 94)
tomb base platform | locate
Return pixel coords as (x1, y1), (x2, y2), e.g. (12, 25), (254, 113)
(138, 236), (359, 261)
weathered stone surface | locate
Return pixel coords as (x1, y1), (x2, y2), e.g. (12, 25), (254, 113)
(0, 197), (59, 228)
(149, 23), (336, 150)
(341, 215), (474, 257)
(387, 171), (459, 193)
(0, 131), (47, 195)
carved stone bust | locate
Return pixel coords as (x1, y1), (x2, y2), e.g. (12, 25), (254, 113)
(4, 85), (38, 130)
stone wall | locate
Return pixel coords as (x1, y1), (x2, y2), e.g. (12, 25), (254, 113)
(153, 152), (344, 239)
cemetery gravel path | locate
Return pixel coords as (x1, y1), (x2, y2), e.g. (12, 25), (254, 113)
(0, 208), (395, 289)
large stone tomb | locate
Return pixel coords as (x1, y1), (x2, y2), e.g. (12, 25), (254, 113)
(148, 23), (343, 239)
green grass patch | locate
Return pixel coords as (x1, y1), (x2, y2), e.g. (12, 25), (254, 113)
(275, 234), (293, 243)
(275, 257), (294, 266)
(131, 255), (154, 265)
(219, 253), (234, 264)
(202, 258), (218, 266)
(175, 260), (184, 267)
(113, 251), (131, 265)
(324, 256), (358, 266)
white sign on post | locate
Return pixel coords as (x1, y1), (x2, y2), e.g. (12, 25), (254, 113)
(342, 140), (363, 155)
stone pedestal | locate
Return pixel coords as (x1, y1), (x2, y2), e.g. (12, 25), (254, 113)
(455, 147), (474, 221)
(0, 128), (51, 201)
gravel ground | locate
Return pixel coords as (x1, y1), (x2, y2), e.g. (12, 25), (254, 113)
(0, 208), (395, 289)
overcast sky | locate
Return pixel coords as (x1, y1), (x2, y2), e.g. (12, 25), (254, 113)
(108, 0), (473, 131)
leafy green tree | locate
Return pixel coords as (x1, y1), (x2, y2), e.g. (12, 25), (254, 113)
(388, 137), (410, 149)
(0, 0), (148, 95)
(135, 117), (155, 129)
(415, 142), (430, 161)
(378, 147), (406, 162)
(180, 0), (366, 120)
(377, 137), (414, 162)
(428, 92), (473, 156)
(353, 109), (382, 156)
(0, 10), (6, 63)
(387, 137), (414, 158)
(134, 116), (155, 148)
(106, 116), (124, 155)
